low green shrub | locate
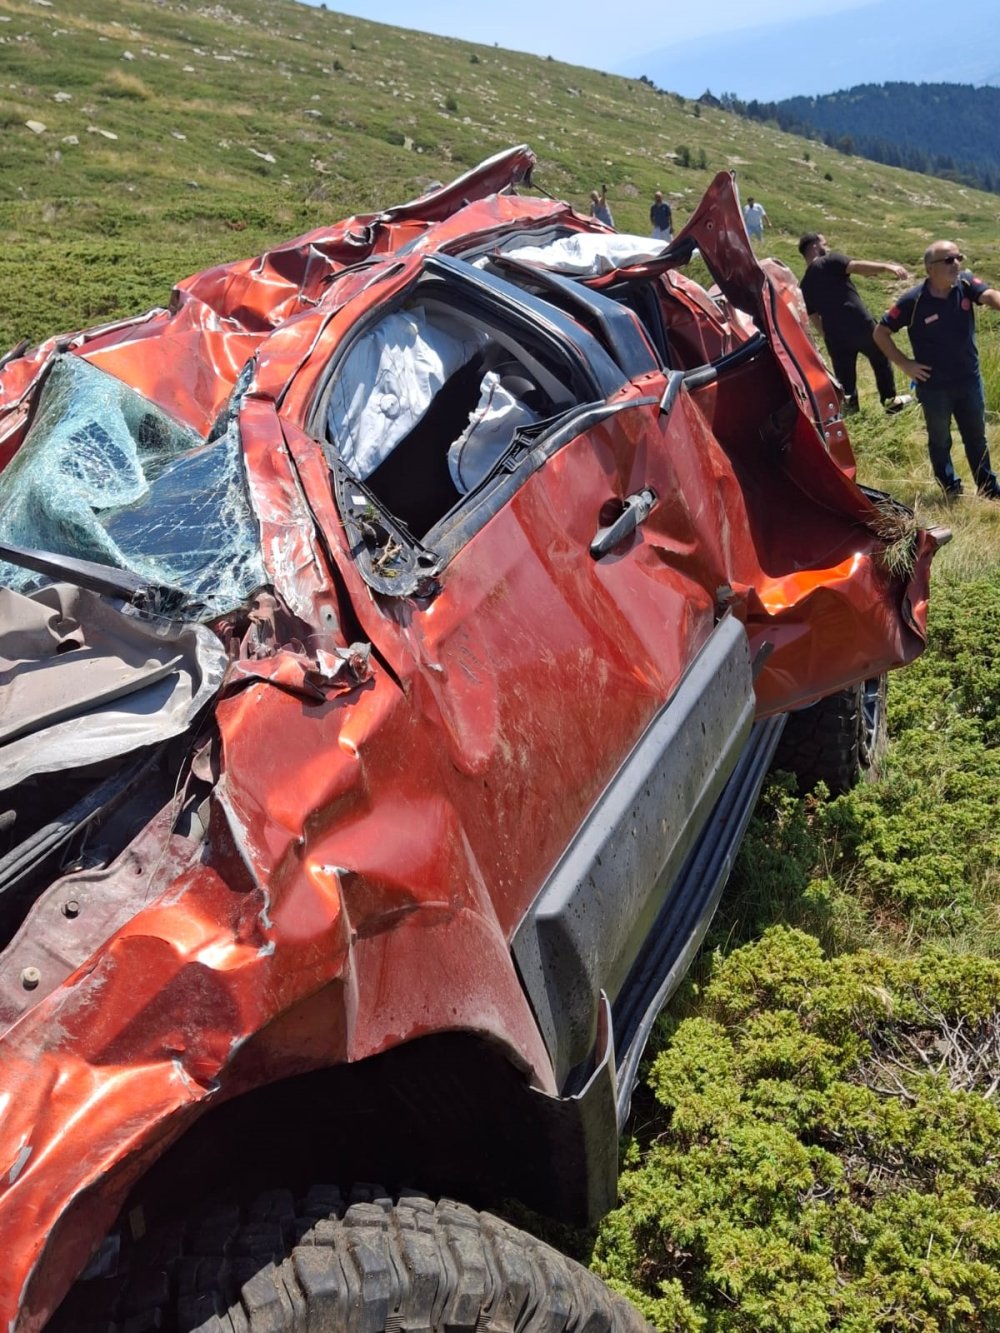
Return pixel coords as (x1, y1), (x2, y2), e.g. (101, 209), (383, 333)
(595, 928), (1000, 1330)
(710, 577), (1000, 957)
(598, 572), (1000, 1327)
(816, 577), (1000, 949)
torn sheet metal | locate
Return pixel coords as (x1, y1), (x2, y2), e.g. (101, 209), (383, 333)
(0, 583), (226, 788)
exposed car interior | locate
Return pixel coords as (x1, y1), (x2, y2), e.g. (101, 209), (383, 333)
(324, 299), (566, 537)
(317, 256), (628, 558)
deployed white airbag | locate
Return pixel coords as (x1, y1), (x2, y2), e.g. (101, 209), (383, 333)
(448, 372), (539, 492)
(501, 232), (669, 277)
(327, 306), (488, 479)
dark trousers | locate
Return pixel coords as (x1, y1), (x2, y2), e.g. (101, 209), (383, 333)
(917, 374), (999, 495)
(826, 328), (897, 404)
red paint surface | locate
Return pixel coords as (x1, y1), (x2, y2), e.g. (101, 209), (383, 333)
(0, 148), (940, 1328)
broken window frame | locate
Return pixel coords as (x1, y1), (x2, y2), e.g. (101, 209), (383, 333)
(312, 254), (634, 598)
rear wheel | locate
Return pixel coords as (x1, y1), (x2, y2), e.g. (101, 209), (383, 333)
(53, 1185), (651, 1332)
(772, 675), (887, 794)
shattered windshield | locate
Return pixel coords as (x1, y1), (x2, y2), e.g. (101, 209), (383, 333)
(0, 355), (265, 617)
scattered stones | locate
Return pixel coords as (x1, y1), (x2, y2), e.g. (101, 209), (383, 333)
(87, 126), (119, 140)
(122, 50), (135, 60)
(248, 147), (276, 163)
(52, 90), (72, 102)
(171, 130), (187, 140)
(25, 120), (46, 134)
(62, 134), (79, 145)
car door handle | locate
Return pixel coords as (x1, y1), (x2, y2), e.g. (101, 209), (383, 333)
(590, 488), (657, 558)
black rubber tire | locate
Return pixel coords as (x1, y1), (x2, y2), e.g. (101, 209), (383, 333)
(772, 674), (887, 795)
(52, 1184), (652, 1332)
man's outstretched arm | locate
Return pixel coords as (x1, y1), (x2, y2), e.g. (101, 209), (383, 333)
(847, 259), (910, 280)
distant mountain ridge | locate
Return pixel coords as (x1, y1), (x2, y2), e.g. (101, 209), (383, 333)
(726, 83), (1000, 196)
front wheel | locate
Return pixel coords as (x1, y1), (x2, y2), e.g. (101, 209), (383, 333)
(772, 675), (887, 795)
(53, 1185), (652, 1332)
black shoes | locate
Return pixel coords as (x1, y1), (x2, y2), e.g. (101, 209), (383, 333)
(937, 480), (1000, 502)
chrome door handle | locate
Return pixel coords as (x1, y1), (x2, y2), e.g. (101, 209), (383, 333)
(590, 488), (656, 558)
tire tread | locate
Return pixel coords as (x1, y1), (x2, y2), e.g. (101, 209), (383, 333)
(773, 677), (887, 795)
(50, 1186), (652, 1332)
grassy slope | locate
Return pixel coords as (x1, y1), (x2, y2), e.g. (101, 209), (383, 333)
(3, 0), (1000, 345)
(3, 0), (1000, 1323)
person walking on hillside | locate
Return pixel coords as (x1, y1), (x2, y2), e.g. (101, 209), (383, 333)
(650, 189), (673, 242)
(874, 240), (1000, 499)
(798, 232), (912, 415)
(743, 196), (769, 243)
(589, 185), (614, 228)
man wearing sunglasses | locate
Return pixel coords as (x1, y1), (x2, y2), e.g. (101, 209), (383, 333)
(874, 241), (1000, 499)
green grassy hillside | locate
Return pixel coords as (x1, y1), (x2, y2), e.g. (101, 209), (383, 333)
(3, 2), (1000, 1327)
(3, 0), (1000, 347)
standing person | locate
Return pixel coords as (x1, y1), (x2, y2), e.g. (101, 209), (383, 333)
(743, 196), (769, 243)
(874, 241), (1000, 499)
(589, 185), (614, 228)
(650, 189), (673, 242)
(798, 232), (912, 415)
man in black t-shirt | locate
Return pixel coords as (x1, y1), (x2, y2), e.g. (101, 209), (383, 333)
(874, 240), (1000, 499)
(650, 190), (673, 242)
(798, 232), (911, 414)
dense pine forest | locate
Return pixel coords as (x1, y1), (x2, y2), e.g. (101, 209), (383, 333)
(716, 82), (1000, 195)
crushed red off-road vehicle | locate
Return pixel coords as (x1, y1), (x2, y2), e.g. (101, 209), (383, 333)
(0, 146), (942, 1331)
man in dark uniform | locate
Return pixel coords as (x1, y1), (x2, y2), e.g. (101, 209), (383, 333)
(798, 232), (911, 415)
(874, 240), (1000, 499)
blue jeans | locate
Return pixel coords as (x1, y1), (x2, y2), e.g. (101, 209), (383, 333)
(917, 375), (998, 495)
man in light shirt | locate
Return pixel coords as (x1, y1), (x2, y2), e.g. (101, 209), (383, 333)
(743, 196), (769, 243)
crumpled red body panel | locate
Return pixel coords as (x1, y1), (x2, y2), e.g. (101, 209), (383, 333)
(0, 150), (941, 1329)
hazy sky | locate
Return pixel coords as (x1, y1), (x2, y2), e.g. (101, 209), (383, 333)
(307, 0), (871, 74)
